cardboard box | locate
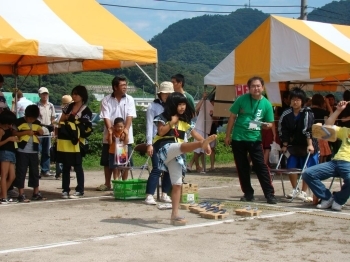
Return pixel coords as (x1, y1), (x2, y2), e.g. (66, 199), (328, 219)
(180, 193), (199, 203)
(181, 183), (198, 194)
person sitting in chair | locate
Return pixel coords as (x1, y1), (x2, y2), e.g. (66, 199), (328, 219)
(278, 87), (318, 201)
(302, 101), (350, 211)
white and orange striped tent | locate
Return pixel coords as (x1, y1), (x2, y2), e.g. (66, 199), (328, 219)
(204, 15), (350, 110)
(0, 0), (157, 76)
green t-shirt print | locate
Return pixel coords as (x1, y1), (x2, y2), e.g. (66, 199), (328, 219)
(229, 93), (274, 141)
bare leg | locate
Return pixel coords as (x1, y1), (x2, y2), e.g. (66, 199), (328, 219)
(210, 148), (215, 169)
(171, 184), (181, 218)
(179, 135), (217, 154)
(289, 174), (298, 189)
(1, 162), (10, 199)
(104, 166), (112, 188)
(193, 152), (202, 172)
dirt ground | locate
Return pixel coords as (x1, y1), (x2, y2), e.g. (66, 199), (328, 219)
(1, 166), (349, 262)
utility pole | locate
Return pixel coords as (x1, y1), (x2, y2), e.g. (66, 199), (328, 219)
(300, 0), (307, 20)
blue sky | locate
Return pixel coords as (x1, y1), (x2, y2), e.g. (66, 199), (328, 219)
(98, 0), (337, 41)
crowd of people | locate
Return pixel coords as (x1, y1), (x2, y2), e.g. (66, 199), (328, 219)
(0, 73), (349, 226)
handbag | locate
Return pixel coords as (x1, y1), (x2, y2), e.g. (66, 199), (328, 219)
(50, 141), (57, 162)
(79, 141), (89, 157)
(114, 142), (128, 165)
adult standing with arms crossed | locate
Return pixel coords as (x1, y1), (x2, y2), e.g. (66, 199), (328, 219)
(224, 76), (277, 204)
(37, 87), (55, 177)
(96, 76), (137, 191)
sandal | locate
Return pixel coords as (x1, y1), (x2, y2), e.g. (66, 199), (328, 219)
(170, 216), (187, 226)
(96, 184), (111, 191)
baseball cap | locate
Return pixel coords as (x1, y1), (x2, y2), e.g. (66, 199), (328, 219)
(38, 87), (49, 94)
(157, 81), (174, 94)
(61, 95), (73, 107)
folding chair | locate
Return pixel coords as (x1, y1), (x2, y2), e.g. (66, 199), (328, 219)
(328, 176), (343, 191)
(270, 152), (311, 202)
(117, 143), (151, 180)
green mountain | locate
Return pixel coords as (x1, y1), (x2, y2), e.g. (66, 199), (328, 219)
(3, 1), (350, 103)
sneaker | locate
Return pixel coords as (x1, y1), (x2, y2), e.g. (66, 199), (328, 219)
(7, 189), (19, 198)
(70, 192), (84, 199)
(267, 196), (277, 204)
(18, 194), (30, 203)
(7, 197), (18, 203)
(160, 193), (172, 203)
(295, 191), (308, 201)
(41, 171), (54, 177)
(316, 197), (334, 209)
(1, 198), (9, 204)
(144, 195), (157, 205)
(331, 200), (342, 211)
(240, 195), (255, 202)
(32, 192), (46, 201)
(61, 192), (69, 199)
(286, 189), (300, 199)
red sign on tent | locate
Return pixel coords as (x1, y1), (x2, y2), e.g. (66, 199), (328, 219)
(235, 85), (249, 97)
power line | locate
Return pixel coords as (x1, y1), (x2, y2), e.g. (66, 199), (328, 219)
(100, 3), (299, 14)
(308, 6), (345, 17)
(154, 0), (300, 8)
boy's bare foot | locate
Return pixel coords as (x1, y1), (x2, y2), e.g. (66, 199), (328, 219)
(201, 135), (217, 151)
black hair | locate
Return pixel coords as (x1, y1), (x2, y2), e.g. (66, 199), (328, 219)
(311, 94), (324, 107)
(289, 87), (306, 106)
(325, 94), (335, 99)
(247, 76), (264, 87)
(25, 104), (40, 118)
(0, 110), (16, 125)
(171, 74), (185, 88)
(113, 117), (124, 125)
(71, 85), (88, 104)
(343, 90), (350, 101)
(112, 75), (127, 91)
(0, 74), (4, 83)
(163, 92), (194, 123)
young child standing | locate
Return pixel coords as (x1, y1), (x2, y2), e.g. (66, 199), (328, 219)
(13, 105), (45, 202)
(153, 92), (216, 226)
(0, 110), (18, 204)
(108, 117), (129, 181)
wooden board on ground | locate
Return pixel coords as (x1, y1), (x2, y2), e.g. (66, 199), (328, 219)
(180, 204), (191, 210)
(200, 211), (229, 219)
(235, 209), (262, 217)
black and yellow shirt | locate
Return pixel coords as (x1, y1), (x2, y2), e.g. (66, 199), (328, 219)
(15, 117), (41, 151)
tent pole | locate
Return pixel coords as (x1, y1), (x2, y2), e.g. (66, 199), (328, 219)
(155, 63), (158, 98)
(203, 85), (207, 172)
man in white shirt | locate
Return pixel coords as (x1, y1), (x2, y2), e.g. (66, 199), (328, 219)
(12, 90), (33, 118)
(96, 76), (137, 191)
(37, 87), (55, 177)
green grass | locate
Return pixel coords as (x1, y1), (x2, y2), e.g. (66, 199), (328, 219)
(82, 151), (234, 170)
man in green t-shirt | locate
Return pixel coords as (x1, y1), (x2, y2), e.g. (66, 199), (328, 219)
(224, 76), (277, 204)
(171, 74), (195, 113)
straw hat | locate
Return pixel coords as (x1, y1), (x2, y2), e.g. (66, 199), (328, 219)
(157, 81), (174, 94)
(61, 95), (73, 107)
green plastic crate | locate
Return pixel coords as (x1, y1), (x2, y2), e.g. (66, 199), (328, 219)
(112, 179), (147, 200)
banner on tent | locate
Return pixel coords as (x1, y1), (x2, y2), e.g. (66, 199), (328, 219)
(235, 85), (249, 97)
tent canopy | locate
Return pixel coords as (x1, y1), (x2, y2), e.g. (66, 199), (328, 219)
(204, 15), (350, 89)
(0, 0), (157, 76)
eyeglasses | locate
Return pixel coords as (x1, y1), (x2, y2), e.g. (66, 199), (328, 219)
(291, 98), (302, 102)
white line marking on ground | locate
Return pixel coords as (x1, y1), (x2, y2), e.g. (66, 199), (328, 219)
(0, 212), (295, 255)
